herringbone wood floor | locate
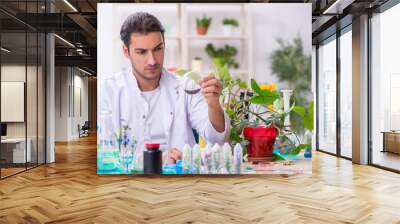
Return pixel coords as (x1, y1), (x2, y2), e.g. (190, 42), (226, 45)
(1, 135), (400, 224)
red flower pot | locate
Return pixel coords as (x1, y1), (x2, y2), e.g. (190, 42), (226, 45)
(243, 127), (278, 163)
(196, 27), (208, 35)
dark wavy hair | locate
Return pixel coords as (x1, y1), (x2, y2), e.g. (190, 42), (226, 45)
(120, 12), (165, 48)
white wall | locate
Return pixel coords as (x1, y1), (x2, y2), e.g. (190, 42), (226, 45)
(55, 67), (69, 141)
(1, 65), (38, 138)
(55, 67), (89, 141)
(1, 64), (46, 163)
(1, 66), (26, 139)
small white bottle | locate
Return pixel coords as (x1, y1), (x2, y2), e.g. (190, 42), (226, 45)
(222, 143), (233, 174)
(182, 144), (192, 174)
(192, 144), (201, 174)
(191, 57), (203, 74)
(202, 145), (213, 174)
(212, 144), (222, 174)
(233, 143), (243, 174)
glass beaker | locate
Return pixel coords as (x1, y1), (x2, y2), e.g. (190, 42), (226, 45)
(118, 123), (136, 174)
(97, 110), (119, 173)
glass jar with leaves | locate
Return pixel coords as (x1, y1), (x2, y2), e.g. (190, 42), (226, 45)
(116, 123), (137, 174)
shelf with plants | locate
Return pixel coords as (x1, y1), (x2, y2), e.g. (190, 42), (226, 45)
(179, 3), (252, 82)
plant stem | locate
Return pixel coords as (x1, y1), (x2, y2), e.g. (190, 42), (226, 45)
(292, 131), (301, 145)
(243, 108), (268, 124)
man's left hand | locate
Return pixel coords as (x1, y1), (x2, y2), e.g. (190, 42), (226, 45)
(198, 75), (222, 107)
(165, 148), (182, 165)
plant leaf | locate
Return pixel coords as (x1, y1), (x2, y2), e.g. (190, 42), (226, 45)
(287, 144), (309, 156)
(272, 152), (286, 161)
(226, 108), (235, 117)
(236, 78), (248, 89)
(292, 106), (305, 117)
(249, 95), (276, 105)
(250, 79), (261, 94)
(304, 102), (314, 131)
(249, 89), (280, 105)
(259, 89), (280, 98)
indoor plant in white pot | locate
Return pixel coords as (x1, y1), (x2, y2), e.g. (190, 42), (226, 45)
(222, 18), (239, 36)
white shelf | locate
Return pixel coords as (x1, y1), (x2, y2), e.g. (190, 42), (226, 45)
(165, 36), (181, 40)
(187, 35), (246, 40)
(162, 3), (253, 82)
(205, 69), (248, 75)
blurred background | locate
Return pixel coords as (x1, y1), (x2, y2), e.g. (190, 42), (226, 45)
(97, 3), (312, 91)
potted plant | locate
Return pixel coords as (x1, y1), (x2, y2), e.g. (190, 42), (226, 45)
(212, 62), (287, 161)
(212, 61), (279, 161)
(222, 18), (239, 36)
(243, 126), (278, 162)
(241, 80), (281, 162)
(245, 79), (314, 162)
(206, 61), (313, 163)
(196, 14), (212, 35)
(205, 43), (239, 69)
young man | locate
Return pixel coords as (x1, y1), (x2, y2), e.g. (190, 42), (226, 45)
(99, 12), (230, 164)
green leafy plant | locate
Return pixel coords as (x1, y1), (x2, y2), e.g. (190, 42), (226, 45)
(196, 14), (212, 29)
(222, 18), (239, 27)
(206, 43), (239, 69)
(270, 36), (312, 135)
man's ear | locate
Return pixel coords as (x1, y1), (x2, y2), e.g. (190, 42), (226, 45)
(122, 45), (130, 59)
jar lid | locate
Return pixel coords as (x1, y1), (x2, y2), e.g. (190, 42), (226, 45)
(145, 143), (160, 149)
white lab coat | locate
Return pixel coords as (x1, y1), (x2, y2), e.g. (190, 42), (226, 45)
(98, 68), (230, 152)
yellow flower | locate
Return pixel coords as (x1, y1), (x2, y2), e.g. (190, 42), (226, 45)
(259, 83), (276, 92)
(259, 84), (269, 90)
(269, 83), (276, 91)
(267, 104), (274, 112)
